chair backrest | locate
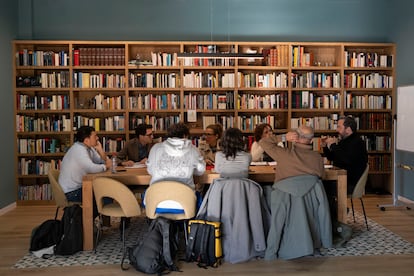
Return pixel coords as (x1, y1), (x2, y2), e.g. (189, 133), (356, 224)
(144, 181), (196, 220)
(48, 168), (69, 208)
(92, 177), (141, 217)
(351, 164), (369, 199)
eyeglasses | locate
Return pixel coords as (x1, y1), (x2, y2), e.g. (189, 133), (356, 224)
(146, 133), (154, 137)
(204, 133), (215, 136)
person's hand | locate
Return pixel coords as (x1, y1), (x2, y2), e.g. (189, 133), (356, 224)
(205, 159), (214, 166)
(94, 141), (104, 154)
(139, 158), (147, 164)
(105, 158), (112, 170)
(122, 160), (134, 167)
(325, 136), (338, 148)
(286, 131), (298, 142)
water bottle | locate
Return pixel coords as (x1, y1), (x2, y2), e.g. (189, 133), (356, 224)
(111, 155), (117, 173)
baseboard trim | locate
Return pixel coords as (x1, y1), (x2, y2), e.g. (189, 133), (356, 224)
(0, 202), (17, 216)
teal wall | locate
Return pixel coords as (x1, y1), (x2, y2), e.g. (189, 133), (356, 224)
(0, 0), (18, 208)
(20, 0), (391, 42)
(2, 0), (414, 208)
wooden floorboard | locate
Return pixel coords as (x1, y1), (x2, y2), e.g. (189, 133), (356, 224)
(1, 195), (414, 275)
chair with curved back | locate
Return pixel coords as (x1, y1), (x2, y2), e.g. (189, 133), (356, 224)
(144, 181), (197, 242)
(48, 168), (81, 220)
(92, 177), (141, 269)
(350, 164), (370, 230)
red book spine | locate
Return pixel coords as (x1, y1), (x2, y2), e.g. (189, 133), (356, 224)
(73, 49), (80, 66)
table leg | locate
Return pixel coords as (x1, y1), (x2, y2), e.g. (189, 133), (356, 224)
(336, 174), (347, 223)
(82, 178), (94, 251)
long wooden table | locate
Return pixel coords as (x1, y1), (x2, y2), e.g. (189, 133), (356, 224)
(82, 166), (347, 251)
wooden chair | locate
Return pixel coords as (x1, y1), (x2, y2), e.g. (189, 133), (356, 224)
(92, 177), (141, 269)
(48, 168), (81, 220)
(350, 164), (370, 230)
(144, 181), (197, 242)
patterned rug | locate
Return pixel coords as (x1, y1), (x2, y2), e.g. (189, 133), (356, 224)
(13, 212), (414, 269)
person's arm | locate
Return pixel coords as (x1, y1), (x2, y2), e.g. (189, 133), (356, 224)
(93, 141), (107, 161)
(78, 146), (109, 172)
(193, 147), (206, 176)
(116, 141), (135, 166)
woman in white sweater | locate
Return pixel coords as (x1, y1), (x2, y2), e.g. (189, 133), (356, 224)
(250, 123), (274, 162)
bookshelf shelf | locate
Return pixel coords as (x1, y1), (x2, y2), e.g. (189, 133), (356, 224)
(13, 40), (395, 204)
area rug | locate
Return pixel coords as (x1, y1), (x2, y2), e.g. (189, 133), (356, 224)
(13, 212), (414, 269)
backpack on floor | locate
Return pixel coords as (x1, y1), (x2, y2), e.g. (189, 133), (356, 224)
(54, 204), (83, 255)
(185, 219), (223, 268)
(29, 219), (62, 257)
(128, 217), (180, 274)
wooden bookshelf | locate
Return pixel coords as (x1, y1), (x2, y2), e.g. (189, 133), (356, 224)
(13, 40), (395, 204)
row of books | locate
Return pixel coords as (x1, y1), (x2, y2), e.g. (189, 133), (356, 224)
(129, 72), (179, 88)
(130, 115), (182, 131)
(291, 72), (341, 89)
(18, 183), (52, 201)
(92, 94), (125, 110)
(238, 72), (288, 88)
(344, 73), (393, 89)
(368, 155), (392, 171)
(101, 137), (125, 153)
(184, 92), (234, 110)
(73, 72), (126, 88)
(290, 116), (339, 130)
(17, 94), (70, 111)
(263, 45), (290, 67)
(344, 92), (392, 109)
(73, 47), (125, 66)
(359, 113), (392, 130)
(182, 72), (235, 88)
(18, 138), (61, 154)
(292, 46), (316, 67)
(202, 115), (235, 130)
(238, 93), (288, 109)
(129, 94), (180, 110)
(73, 115), (125, 131)
(237, 115), (276, 131)
(181, 45), (236, 67)
(16, 49), (68, 66)
(291, 91), (340, 109)
(16, 71), (70, 88)
(16, 115), (71, 132)
(361, 135), (391, 151)
(344, 51), (393, 68)
(18, 158), (60, 175)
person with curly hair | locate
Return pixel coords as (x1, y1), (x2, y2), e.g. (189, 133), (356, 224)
(214, 127), (252, 178)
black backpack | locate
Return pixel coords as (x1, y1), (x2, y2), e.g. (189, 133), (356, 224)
(54, 204), (83, 255)
(127, 217), (180, 274)
(29, 219), (62, 253)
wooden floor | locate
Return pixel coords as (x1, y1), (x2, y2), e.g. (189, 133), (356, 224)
(1, 195), (414, 276)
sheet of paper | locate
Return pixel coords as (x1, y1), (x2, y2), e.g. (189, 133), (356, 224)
(124, 163), (147, 169)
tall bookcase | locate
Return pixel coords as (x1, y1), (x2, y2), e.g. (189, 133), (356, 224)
(13, 40), (395, 205)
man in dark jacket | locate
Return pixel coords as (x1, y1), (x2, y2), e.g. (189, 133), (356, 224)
(322, 116), (368, 194)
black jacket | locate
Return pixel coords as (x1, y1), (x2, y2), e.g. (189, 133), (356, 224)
(323, 133), (368, 194)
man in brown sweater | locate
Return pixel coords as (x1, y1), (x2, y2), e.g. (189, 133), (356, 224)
(259, 125), (324, 183)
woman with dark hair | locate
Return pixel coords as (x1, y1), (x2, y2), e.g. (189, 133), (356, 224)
(214, 127), (252, 178)
(251, 123), (274, 162)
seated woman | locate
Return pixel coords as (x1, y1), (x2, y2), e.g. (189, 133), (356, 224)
(251, 123), (278, 162)
(198, 128), (270, 264)
(215, 127), (251, 178)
